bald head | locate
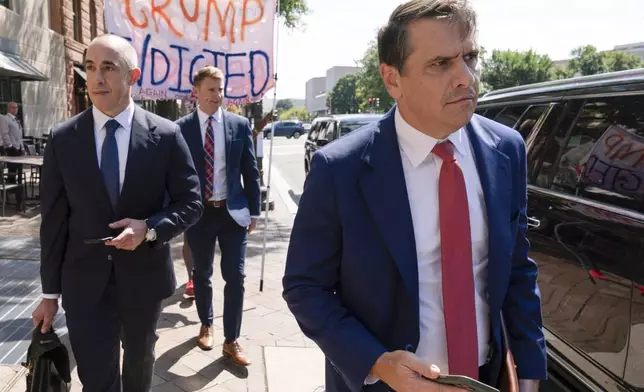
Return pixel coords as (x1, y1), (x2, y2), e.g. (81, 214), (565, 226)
(88, 34), (139, 71)
(84, 34), (142, 117)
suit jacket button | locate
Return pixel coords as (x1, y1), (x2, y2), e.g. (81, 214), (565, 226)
(107, 255), (113, 261)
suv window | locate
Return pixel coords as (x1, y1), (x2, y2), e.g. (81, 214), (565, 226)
(321, 121), (338, 142)
(308, 121), (325, 141)
(516, 105), (548, 139)
(555, 97), (644, 213)
(339, 121), (370, 137)
(494, 105), (529, 128)
(528, 101), (583, 187)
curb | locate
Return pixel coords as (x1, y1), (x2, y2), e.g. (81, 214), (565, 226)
(0, 365), (27, 392)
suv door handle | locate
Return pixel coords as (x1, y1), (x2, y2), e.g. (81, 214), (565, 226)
(527, 216), (541, 228)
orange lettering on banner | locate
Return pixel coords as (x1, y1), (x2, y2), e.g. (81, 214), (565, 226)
(151, 0), (183, 38)
(204, 0), (236, 43)
(604, 133), (624, 156)
(180, 0), (200, 22)
(241, 0), (264, 42)
(124, 0), (149, 28)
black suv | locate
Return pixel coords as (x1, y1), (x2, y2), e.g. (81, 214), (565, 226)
(477, 68), (644, 392)
(304, 114), (383, 174)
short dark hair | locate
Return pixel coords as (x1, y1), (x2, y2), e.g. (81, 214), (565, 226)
(378, 0), (476, 73)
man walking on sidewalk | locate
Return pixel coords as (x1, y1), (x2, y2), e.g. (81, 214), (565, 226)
(176, 65), (261, 366)
(283, 1), (546, 391)
(32, 34), (203, 392)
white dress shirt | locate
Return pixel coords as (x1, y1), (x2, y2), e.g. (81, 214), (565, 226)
(42, 102), (135, 300)
(397, 108), (491, 373)
(5, 113), (22, 149)
(366, 108), (490, 382)
(197, 106), (227, 201)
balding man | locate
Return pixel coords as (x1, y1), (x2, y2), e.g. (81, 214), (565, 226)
(32, 34), (203, 391)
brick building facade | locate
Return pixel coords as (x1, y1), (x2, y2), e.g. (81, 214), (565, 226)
(50, 0), (105, 117)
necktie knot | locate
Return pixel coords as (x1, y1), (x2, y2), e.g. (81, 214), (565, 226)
(207, 116), (213, 124)
(105, 119), (120, 136)
(432, 141), (456, 163)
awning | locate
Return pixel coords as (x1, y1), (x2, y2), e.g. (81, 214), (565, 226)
(0, 50), (48, 82)
(74, 66), (86, 80)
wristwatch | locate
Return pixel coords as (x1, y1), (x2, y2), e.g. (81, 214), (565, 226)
(144, 219), (157, 242)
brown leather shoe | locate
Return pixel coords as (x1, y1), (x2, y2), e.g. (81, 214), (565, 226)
(197, 325), (214, 350)
(222, 341), (251, 366)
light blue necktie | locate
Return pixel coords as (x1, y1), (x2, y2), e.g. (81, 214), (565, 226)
(101, 119), (120, 211)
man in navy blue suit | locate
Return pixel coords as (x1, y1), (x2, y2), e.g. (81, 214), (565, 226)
(33, 34), (203, 391)
(282, 1), (546, 391)
(176, 66), (261, 366)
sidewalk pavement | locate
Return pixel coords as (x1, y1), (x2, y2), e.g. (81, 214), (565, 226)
(0, 188), (326, 392)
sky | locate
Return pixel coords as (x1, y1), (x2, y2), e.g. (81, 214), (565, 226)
(266, 0), (644, 100)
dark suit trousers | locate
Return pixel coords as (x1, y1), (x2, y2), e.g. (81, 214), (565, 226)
(65, 267), (163, 392)
(186, 205), (248, 341)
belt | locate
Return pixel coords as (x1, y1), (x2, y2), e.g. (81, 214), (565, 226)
(205, 199), (226, 208)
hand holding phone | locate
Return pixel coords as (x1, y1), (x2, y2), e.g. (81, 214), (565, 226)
(432, 374), (500, 392)
(83, 237), (114, 244)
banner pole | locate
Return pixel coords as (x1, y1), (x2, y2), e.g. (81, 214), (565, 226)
(259, 0), (281, 292)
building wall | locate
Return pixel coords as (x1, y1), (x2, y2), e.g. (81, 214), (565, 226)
(60, 0), (105, 116)
(325, 66), (361, 94)
(305, 76), (326, 113)
(0, 0), (66, 137)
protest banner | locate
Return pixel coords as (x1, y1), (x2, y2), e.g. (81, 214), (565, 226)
(104, 0), (276, 104)
(581, 124), (644, 201)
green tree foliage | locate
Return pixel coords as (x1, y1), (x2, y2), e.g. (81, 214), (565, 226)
(567, 45), (643, 76)
(355, 41), (395, 113)
(327, 74), (359, 114)
(279, 0), (309, 29)
(279, 107), (309, 121)
(481, 49), (554, 90)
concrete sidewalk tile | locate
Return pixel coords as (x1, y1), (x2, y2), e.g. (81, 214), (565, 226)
(264, 346), (325, 392)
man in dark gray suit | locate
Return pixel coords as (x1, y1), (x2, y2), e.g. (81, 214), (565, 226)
(32, 34), (203, 392)
(176, 66), (261, 366)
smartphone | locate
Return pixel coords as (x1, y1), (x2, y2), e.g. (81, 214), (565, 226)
(83, 237), (114, 244)
(432, 374), (499, 392)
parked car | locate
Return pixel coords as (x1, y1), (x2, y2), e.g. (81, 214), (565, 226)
(304, 113), (383, 174)
(476, 68), (644, 392)
(263, 120), (306, 139)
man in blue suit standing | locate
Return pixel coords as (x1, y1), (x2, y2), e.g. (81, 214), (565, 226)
(177, 66), (261, 366)
(282, 1), (546, 391)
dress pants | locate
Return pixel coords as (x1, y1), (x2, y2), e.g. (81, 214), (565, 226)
(65, 268), (163, 392)
(186, 206), (248, 341)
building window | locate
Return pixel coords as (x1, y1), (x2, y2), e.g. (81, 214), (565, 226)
(89, 0), (97, 39)
(0, 0), (12, 10)
(73, 0), (82, 42)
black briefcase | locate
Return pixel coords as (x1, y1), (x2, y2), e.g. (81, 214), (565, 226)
(21, 326), (72, 392)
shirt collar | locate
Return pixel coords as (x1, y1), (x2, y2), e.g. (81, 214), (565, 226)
(197, 106), (223, 125)
(93, 100), (135, 132)
(394, 106), (467, 168)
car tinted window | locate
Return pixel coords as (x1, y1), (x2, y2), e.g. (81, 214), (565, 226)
(551, 96), (644, 213)
(321, 121), (337, 142)
(481, 107), (503, 120)
(308, 121), (325, 141)
(494, 105), (529, 128)
(516, 105), (549, 139)
(339, 121), (371, 136)
(528, 101), (583, 187)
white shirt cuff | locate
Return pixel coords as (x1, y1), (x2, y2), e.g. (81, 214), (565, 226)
(365, 374), (379, 385)
(251, 215), (260, 219)
(42, 293), (61, 299)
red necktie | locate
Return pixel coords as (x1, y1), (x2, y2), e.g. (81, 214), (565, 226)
(432, 141), (479, 379)
(204, 116), (215, 200)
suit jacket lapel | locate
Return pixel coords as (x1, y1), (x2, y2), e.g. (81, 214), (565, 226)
(74, 108), (114, 213)
(358, 106), (419, 311)
(466, 116), (512, 313)
(118, 106), (159, 214)
(222, 110), (233, 168)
